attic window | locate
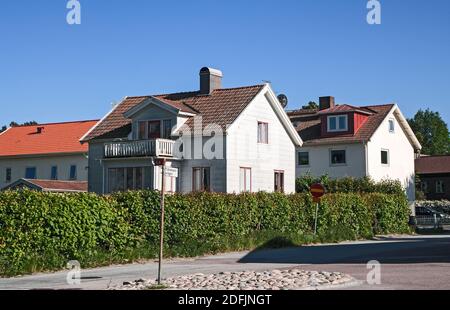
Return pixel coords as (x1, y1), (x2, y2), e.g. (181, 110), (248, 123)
(388, 119), (395, 133)
(327, 115), (348, 132)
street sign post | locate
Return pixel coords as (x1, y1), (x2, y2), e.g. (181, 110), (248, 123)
(155, 158), (167, 285)
(164, 167), (178, 178)
(310, 183), (325, 235)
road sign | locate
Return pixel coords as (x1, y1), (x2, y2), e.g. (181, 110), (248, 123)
(310, 183), (326, 201)
(164, 167), (178, 178)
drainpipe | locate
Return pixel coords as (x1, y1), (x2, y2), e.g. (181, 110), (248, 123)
(364, 141), (369, 177)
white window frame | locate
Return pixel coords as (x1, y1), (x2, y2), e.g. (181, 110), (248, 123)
(327, 115), (348, 132)
(257, 121), (269, 144)
(436, 181), (444, 194)
(239, 167), (252, 193)
(381, 149), (390, 166)
(388, 118), (395, 133)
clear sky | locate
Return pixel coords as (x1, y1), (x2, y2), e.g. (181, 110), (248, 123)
(1, 0), (449, 127)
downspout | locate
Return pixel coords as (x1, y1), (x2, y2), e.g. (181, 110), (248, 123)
(364, 140), (369, 177)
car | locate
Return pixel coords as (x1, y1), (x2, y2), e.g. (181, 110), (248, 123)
(416, 206), (450, 219)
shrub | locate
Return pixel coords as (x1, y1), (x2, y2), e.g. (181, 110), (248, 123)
(296, 175), (405, 196)
(0, 189), (410, 276)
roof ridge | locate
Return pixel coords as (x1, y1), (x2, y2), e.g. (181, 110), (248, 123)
(7, 119), (99, 128)
(25, 179), (88, 183)
(132, 84), (265, 98)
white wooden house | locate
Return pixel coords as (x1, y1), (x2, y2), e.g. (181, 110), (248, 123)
(81, 67), (303, 194)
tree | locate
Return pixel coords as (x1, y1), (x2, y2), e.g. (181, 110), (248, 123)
(408, 109), (450, 155)
(302, 101), (319, 110)
(0, 121), (38, 133)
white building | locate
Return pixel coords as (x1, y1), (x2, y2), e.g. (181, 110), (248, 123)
(81, 67), (303, 194)
(0, 120), (97, 191)
(288, 96), (422, 208)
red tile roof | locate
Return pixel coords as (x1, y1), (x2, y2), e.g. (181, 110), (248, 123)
(0, 120), (98, 157)
(81, 85), (265, 141)
(415, 156), (450, 174)
(288, 104), (395, 146)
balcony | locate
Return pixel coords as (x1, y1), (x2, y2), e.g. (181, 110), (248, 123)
(104, 139), (176, 158)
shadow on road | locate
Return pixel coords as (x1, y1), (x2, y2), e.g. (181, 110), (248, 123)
(239, 236), (450, 265)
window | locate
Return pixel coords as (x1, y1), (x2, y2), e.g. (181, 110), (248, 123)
(138, 121), (147, 140)
(330, 150), (346, 165)
(162, 120), (172, 139)
(138, 120), (162, 139)
(421, 181), (428, 193)
(108, 167), (145, 193)
(5, 168), (11, 183)
(381, 150), (389, 165)
(239, 167), (252, 192)
(274, 171), (285, 193)
(51, 166), (58, 180)
(193, 167), (210, 192)
(298, 152), (310, 166)
(25, 167), (36, 179)
(257, 122), (268, 144)
(69, 165), (77, 180)
(148, 121), (161, 139)
(327, 115), (348, 132)
(388, 119), (395, 133)
(436, 181), (445, 194)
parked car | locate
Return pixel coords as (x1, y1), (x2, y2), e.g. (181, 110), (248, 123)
(416, 206), (450, 219)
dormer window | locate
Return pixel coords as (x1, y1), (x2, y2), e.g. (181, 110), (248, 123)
(327, 115), (348, 132)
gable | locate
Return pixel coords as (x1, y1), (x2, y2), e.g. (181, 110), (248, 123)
(228, 85), (303, 146)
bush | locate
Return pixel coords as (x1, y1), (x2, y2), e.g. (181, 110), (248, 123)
(0, 190), (410, 276)
(296, 175), (405, 196)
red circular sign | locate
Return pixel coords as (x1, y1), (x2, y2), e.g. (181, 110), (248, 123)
(310, 183), (326, 199)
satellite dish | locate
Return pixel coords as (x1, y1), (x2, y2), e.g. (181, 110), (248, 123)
(277, 94), (288, 108)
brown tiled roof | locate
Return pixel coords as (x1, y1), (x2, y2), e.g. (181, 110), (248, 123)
(415, 156), (450, 174)
(288, 104), (395, 146)
(317, 104), (373, 115)
(82, 85), (265, 141)
(5, 179), (88, 192)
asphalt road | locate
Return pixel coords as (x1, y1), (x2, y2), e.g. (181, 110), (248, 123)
(1, 234), (449, 290)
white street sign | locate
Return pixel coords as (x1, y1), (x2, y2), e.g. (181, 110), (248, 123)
(164, 167), (178, 178)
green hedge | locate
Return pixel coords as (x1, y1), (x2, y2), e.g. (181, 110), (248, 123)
(296, 175), (405, 195)
(0, 190), (410, 276)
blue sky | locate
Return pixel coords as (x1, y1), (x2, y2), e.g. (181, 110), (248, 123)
(1, 0), (449, 126)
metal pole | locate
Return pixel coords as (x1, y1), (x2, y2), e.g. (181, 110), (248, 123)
(157, 163), (165, 285)
(314, 202), (319, 235)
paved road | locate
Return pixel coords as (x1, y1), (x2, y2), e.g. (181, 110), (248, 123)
(1, 235), (449, 290)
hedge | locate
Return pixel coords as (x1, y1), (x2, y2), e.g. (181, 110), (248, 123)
(296, 175), (405, 195)
(0, 190), (410, 276)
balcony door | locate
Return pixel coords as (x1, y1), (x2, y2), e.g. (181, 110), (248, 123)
(139, 120), (161, 140)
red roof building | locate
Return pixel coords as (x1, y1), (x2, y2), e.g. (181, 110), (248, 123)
(0, 120), (98, 189)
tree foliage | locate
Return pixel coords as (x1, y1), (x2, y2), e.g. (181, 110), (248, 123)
(0, 121), (38, 133)
(408, 109), (450, 155)
(302, 101), (319, 110)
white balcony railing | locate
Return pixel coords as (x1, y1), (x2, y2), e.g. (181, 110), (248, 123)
(104, 139), (175, 158)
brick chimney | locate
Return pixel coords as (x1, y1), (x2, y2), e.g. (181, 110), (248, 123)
(199, 67), (223, 95)
(319, 96), (335, 111)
